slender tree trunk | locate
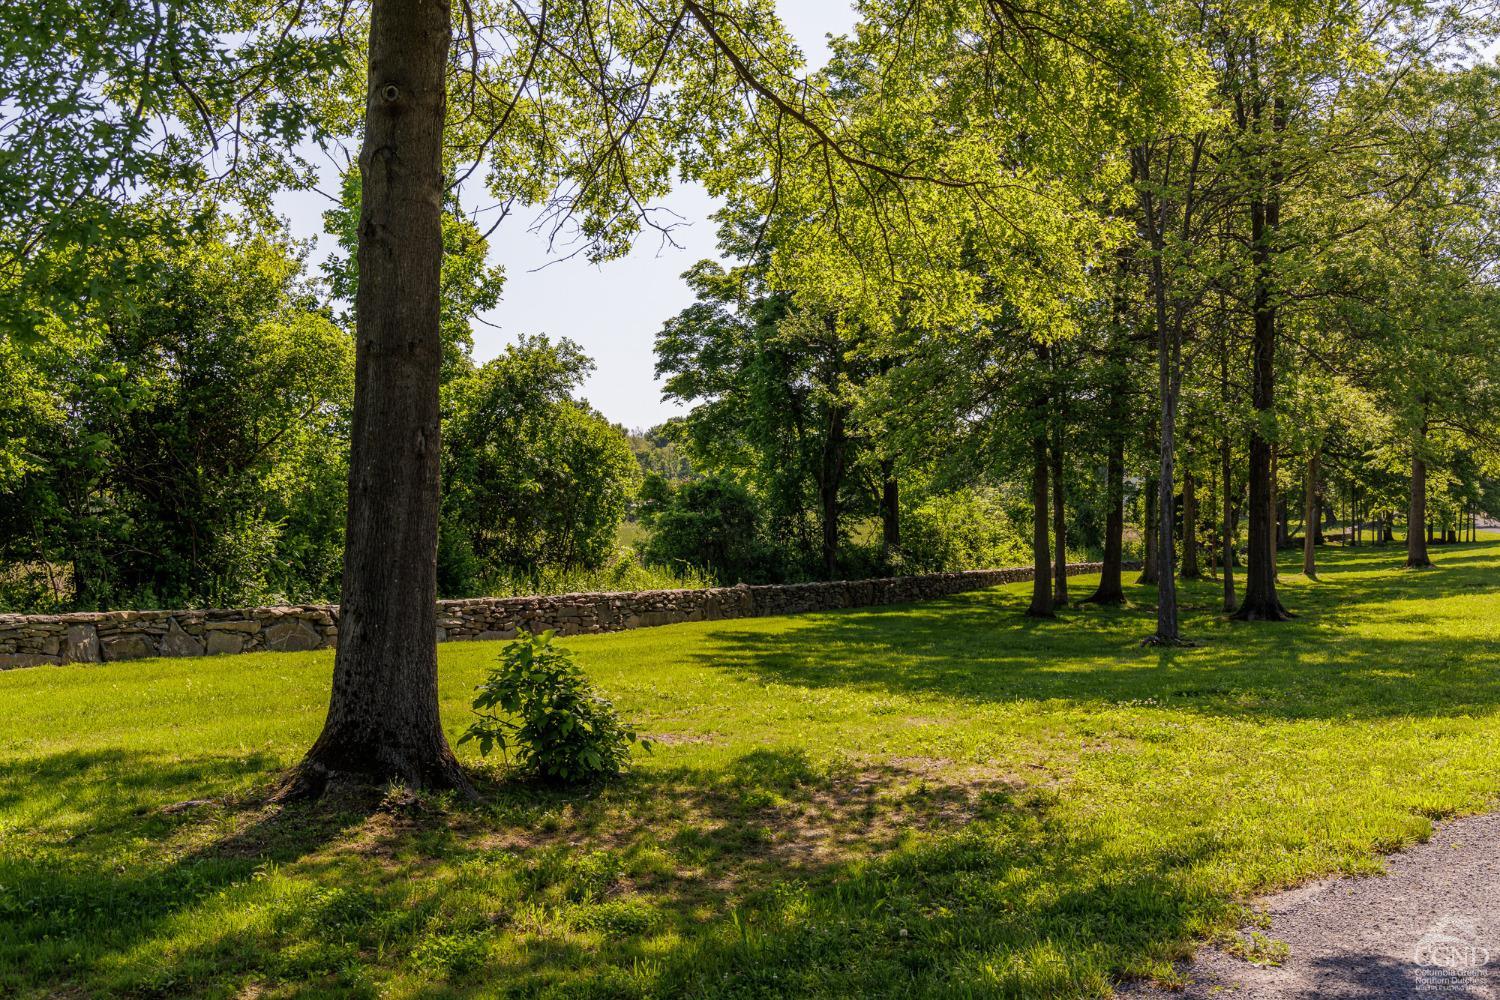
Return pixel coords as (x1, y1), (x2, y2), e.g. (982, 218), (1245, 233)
(1051, 411), (1068, 604)
(284, 0), (470, 798)
(1273, 447), (1287, 555)
(1152, 409), (1180, 642)
(1222, 436), (1236, 613)
(1139, 478), (1158, 585)
(1027, 423), (1054, 618)
(1148, 251), (1181, 644)
(819, 406), (847, 579)
(1302, 448), (1319, 579)
(1085, 250), (1130, 606)
(1408, 430), (1433, 569)
(1181, 467), (1200, 579)
(879, 460), (900, 552)
(1086, 431), (1126, 605)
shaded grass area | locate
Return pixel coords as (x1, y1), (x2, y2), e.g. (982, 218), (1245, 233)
(3, 540), (1500, 998)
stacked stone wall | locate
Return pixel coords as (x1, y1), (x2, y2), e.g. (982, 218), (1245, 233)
(0, 561), (1124, 668)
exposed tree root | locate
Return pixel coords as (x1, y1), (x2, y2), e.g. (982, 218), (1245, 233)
(1140, 633), (1198, 647)
(273, 750), (478, 806)
(1231, 599), (1296, 622)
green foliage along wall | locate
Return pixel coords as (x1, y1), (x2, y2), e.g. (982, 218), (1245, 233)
(0, 210), (352, 611)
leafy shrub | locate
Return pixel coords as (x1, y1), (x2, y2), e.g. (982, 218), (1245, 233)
(569, 898), (659, 936)
(439, 337), (642, 593)
(408, 931), (489, 977)
(459, 630), (649, 785)
(636, 472), (783, 583)
(895, 488), (1031, 573)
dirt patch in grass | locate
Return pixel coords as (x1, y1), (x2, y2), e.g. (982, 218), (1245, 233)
(463, 753), (1027, 878)
(760, 757), (1024, 866)
(649, 731), (723, 746)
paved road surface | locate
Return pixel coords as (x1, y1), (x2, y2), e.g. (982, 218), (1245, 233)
(1117, 811), (1500, 999)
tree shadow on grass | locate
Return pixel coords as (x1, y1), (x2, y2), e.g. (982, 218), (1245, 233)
(686, 544), (1500, 723)
(275, 750), (1231, 999)
(0, 749), (396, 996)
(416, 757), (1227, 999)
(0, 747), (280, 835)
(2, 743), (1221, 998)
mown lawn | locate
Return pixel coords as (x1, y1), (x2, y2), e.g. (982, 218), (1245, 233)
(4, 540), (1500, 998)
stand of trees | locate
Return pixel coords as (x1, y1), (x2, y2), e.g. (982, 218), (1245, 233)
(4, 0), (1500, 794)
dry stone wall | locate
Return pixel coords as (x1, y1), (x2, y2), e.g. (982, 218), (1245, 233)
(0, 561), (1122, 668)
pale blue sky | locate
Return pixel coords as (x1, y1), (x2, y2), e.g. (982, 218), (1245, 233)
(274, 3), (859, 430)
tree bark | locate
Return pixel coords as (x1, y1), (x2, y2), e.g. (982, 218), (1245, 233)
(1354, 488), (1363, 546)
(1221, 435), (1236, 613)
(1086, 429), (1127, 605)
(1233, 81), (1291, 621)
(1027, 422), (1054, 618)
(1085, 250), (1130, 606)
(284, 0), (471, 799)
(1139, 477), (1158, 586)
(1302, 448), (1319, 579)
(1233, 194), (1290, 621)
(1147, 249), (1181, 644)
(1407, 428), (1432, 568)
(1273, 447), (1288, 554)
(1181, 468), (1200, 579)
(1051, 409), (1068, 604)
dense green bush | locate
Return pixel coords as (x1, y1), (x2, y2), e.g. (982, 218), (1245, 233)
(636, 472), (785, 583)
(894, 488), (1032, 574)
(438, 337), (642, 598)
(460, 630), (649, 785)
(0, 213), (352, 610)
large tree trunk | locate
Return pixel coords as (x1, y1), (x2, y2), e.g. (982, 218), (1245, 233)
(1408, 442), (1433, 569)
(1181, 467), (1200, 579)
(284, 0), (470, 799)
(1302, 448), (1319, 579)
(1233, 191), (1291, 621)
(1027, 424), (1054, 618)
(1051, 412), (1068, 604)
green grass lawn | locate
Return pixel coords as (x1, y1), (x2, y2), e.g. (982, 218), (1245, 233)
(4, 540), (1500, 998)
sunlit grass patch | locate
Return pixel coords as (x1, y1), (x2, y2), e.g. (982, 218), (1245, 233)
(3, 540), (1499, 997)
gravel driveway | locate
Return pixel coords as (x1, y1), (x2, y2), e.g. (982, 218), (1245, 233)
(1117, 811), (1500, 999)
